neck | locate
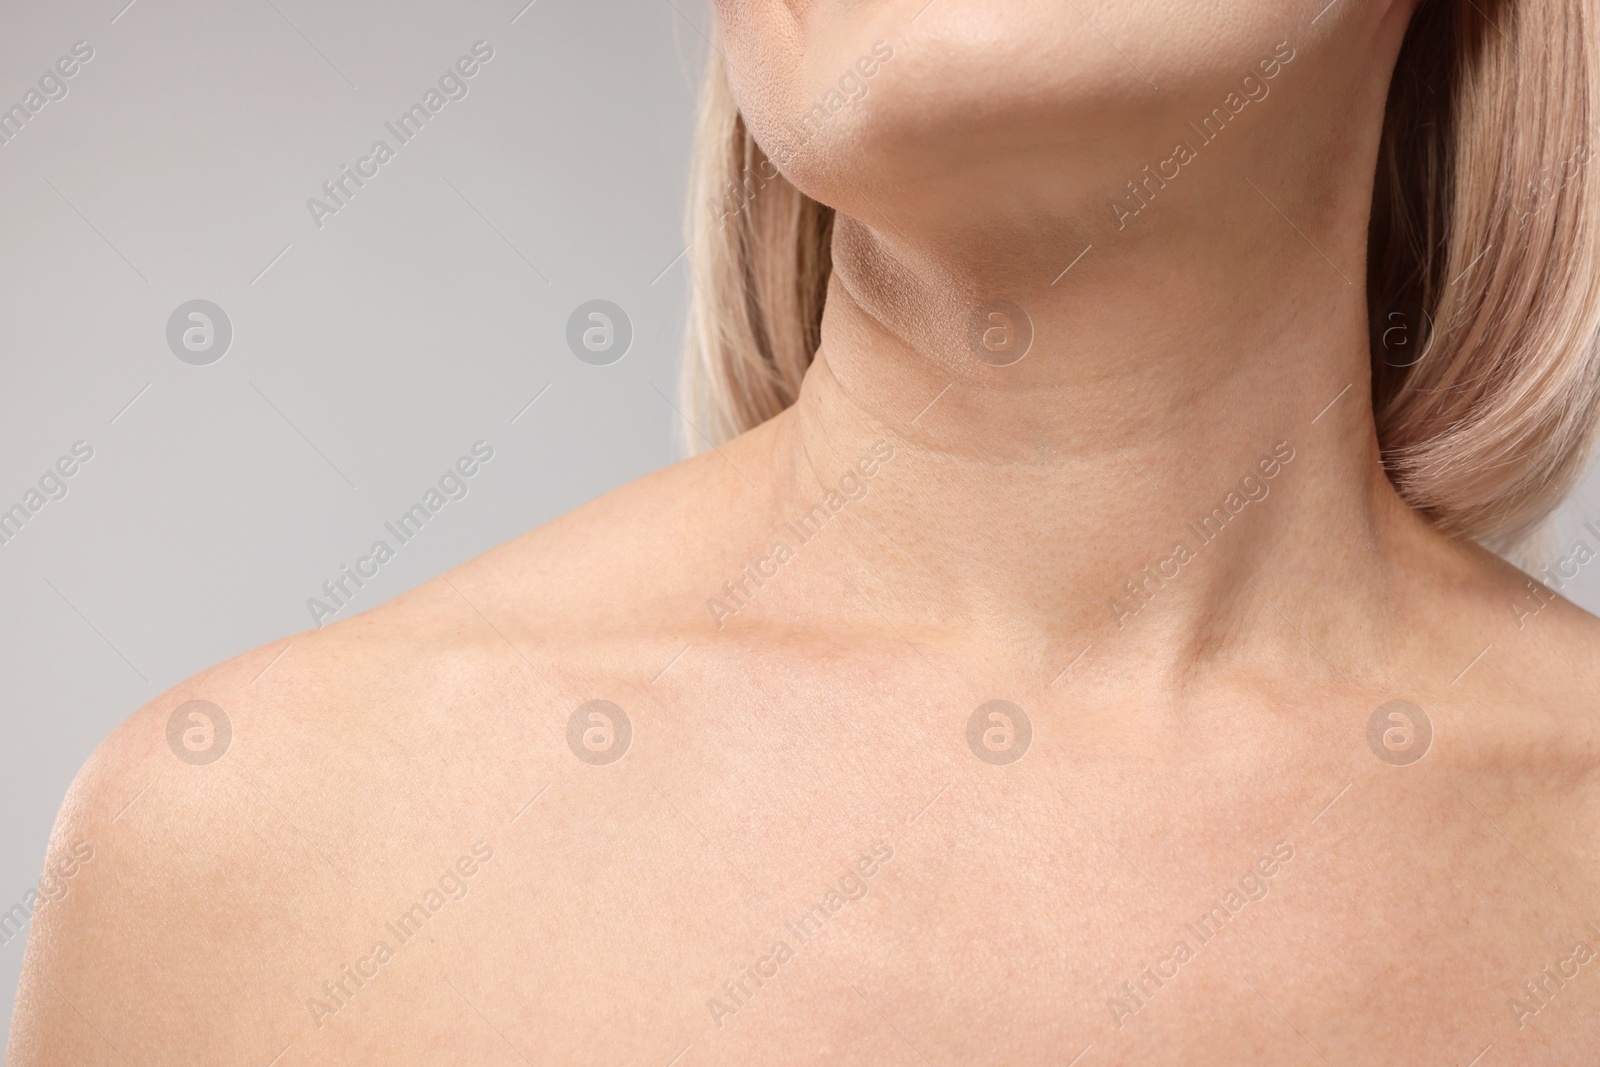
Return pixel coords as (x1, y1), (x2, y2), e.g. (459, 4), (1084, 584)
(766, 142), (1423, 688)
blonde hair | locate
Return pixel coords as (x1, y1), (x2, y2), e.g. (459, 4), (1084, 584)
(683, 1), (1600, 549)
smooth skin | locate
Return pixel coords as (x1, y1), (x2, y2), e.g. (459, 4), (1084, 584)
(12, 0), (1600, 1063)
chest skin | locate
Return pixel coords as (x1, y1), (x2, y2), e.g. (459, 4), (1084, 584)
(262, 646), (1600, 1067)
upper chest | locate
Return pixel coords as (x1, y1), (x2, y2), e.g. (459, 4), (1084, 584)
(291, 673), (1600, 1066)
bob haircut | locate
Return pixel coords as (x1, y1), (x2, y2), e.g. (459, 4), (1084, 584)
(681, 0), (1600, 552)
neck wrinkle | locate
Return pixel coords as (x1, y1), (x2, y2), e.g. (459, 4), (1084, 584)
(763, 203), (1410, 688)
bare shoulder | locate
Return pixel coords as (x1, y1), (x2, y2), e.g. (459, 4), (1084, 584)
(1440, 536), (1600, 725)
(6, 435), (769, 1064)
(1406, 528), (1600, 818)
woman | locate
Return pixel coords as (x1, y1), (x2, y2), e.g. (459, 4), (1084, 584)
(11, 0), (1600, 1062)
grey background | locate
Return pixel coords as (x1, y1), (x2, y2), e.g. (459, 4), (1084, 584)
(0, 0), (712, 1044)
(2, 0), (1600, 1048)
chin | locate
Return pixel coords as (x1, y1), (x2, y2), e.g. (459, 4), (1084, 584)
(723, 0), (1307, 226)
